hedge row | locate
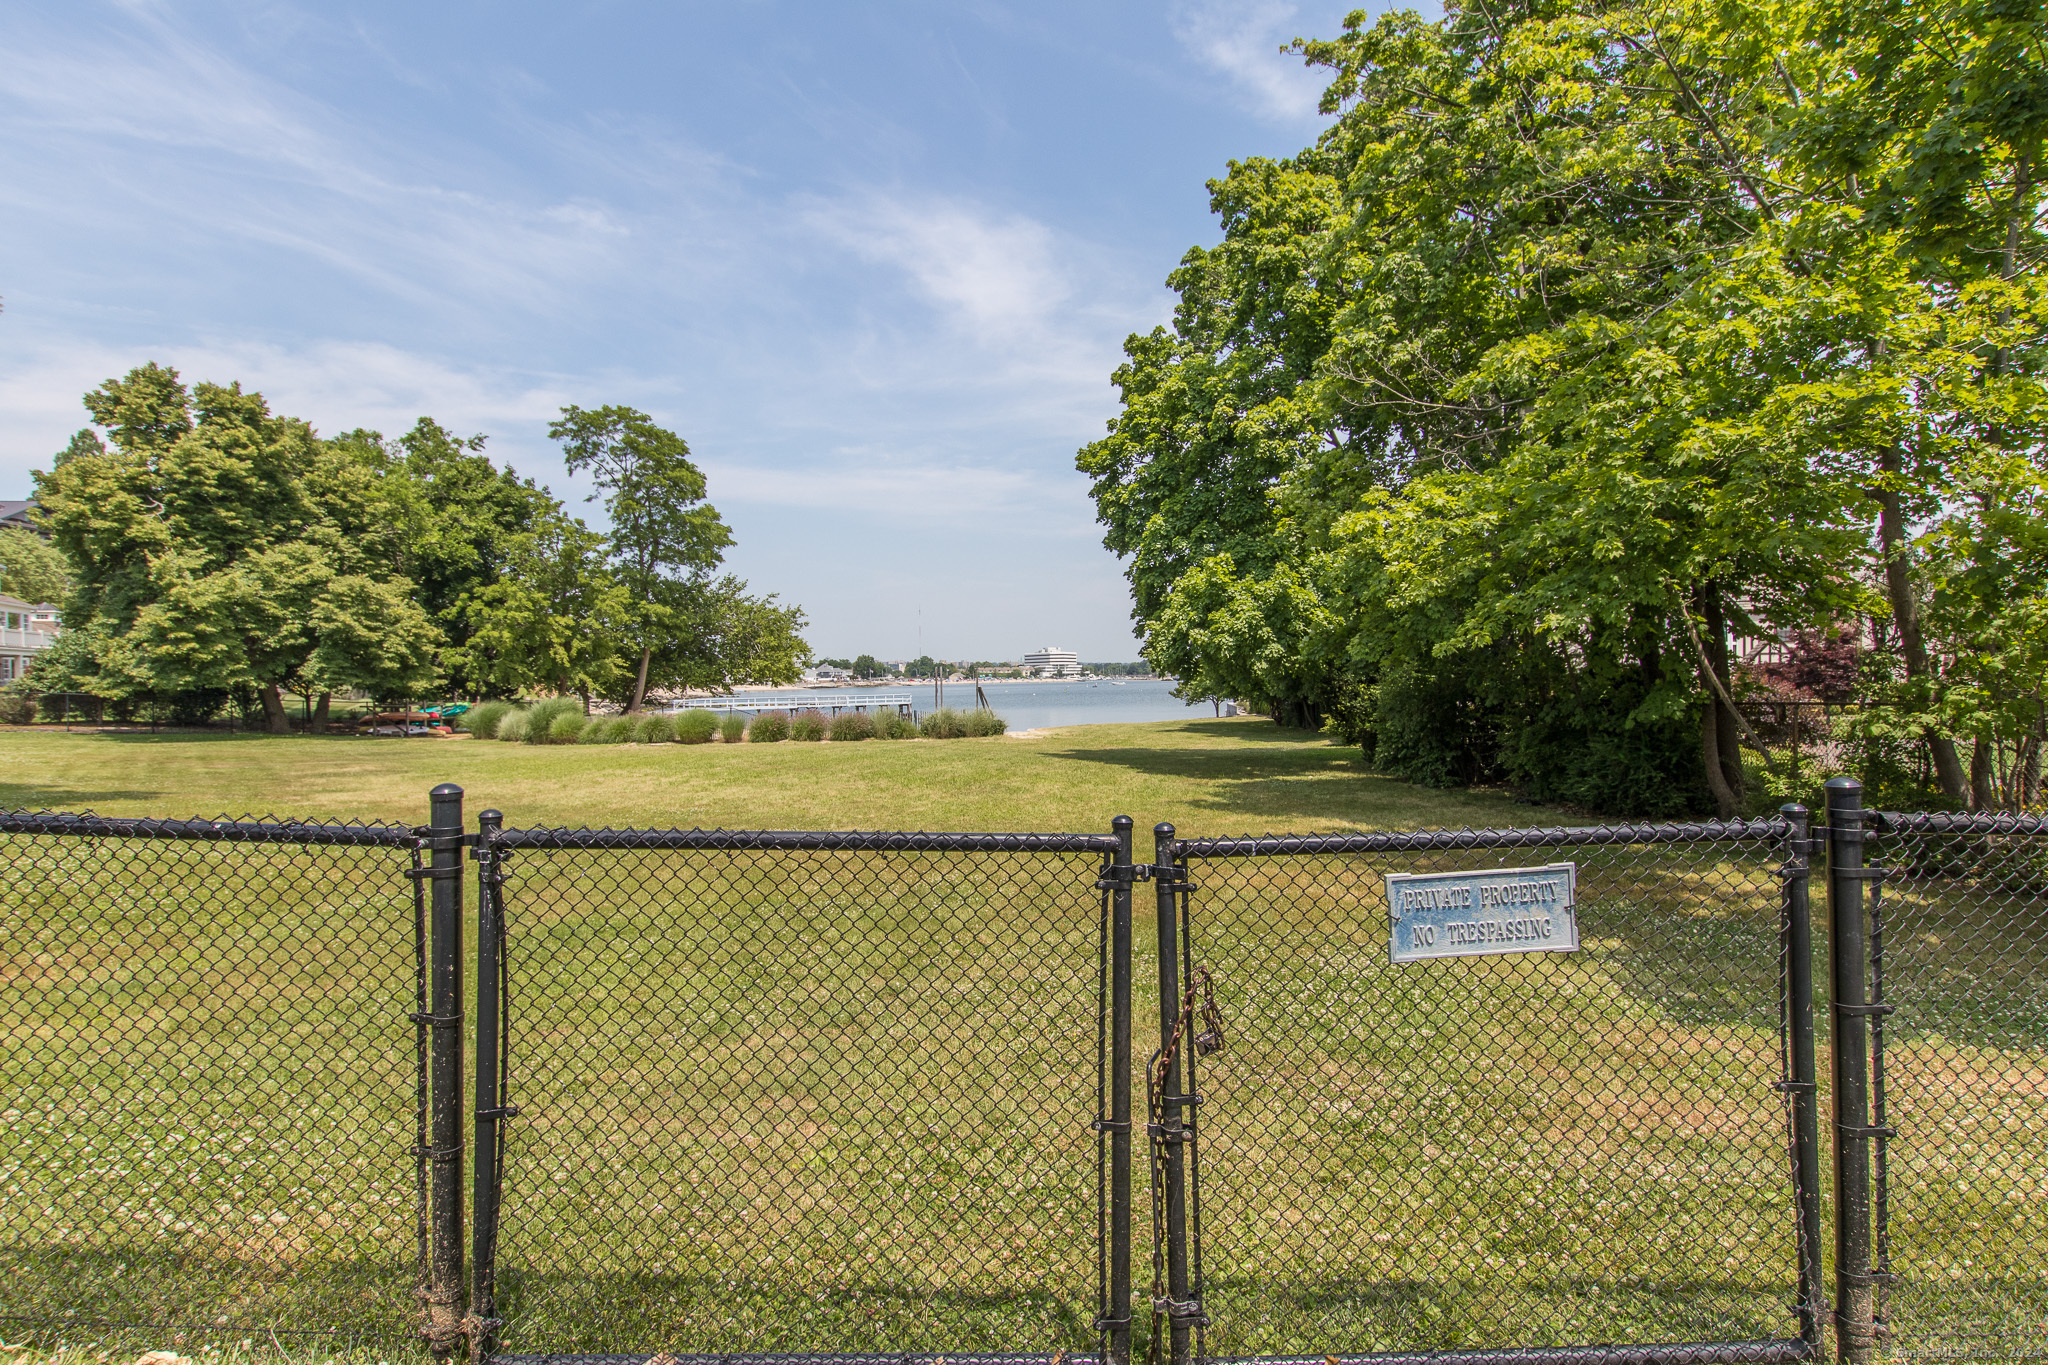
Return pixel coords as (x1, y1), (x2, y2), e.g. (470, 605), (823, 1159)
(458, 701), (1005, 744)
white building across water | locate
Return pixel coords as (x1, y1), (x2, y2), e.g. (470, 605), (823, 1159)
(1023, 645), (1081, 678)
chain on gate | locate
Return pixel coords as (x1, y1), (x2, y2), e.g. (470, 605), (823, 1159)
(1146, 964), (1224, 1365)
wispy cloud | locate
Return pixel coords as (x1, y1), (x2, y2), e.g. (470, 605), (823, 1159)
(0, 335), (575, 481)
(1171, 0), (1325, 122)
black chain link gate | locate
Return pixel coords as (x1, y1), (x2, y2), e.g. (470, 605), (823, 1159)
(1152, 815), (1829, 1365)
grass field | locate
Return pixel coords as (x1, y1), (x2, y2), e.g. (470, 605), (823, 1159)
(3, 725), (2043, 1364)
(0, 717), (1535, 836)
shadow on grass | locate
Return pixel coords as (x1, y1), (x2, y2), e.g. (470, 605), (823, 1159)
(495, 1269), (1091, 1355)
(0, 785), (165, 807)
(1167, 718), (1335, 744)
(1204, 1269), (1803, 1354)
(1041, 738), (1531, 826)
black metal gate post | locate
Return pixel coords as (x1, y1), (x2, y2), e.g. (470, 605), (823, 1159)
(1102, 816), (1136, 1365)
(1780, 804), (1826, 1353)
(1151, 822), (1195, 1365)
(1826, 778), (1881, 1365)
(469, 809), (510, 1360)
(422, 784), (467, 1357)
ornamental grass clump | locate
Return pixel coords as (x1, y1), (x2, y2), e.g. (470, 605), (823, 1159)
(872, 710), (917, 739)
(523, 697), (583, 743)
(546, 711), (591, 744)
(829, 711), (873, 741)
(919, 707), (968, 739)
(582, 716), (633, 744)
(675, 710), (719, 744)
(461, 701), (514, 739)
(494, 709), (531, 742)
(719, 714), (747, 743)
(749, 710), (790, 742)
(790, 710), (826, 742)
(964, 709), (1007, 737)
(635, 714), (677, 744)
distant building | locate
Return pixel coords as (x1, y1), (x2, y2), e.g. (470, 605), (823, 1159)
(810, 665), (852, 682)
(1023, 645), (1081, 678)
(0, 592), (58, 683)
(0, 501), (41, 534)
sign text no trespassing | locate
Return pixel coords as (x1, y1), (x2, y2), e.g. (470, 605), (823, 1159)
(1383, 864), (1579, 964)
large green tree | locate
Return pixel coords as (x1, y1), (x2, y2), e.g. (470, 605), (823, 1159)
(33, 364), (442, 730)
(550, 405), (735, 711)
(1081, 0), (2048, 816)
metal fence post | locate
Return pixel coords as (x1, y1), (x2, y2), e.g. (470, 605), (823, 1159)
(1107, 816), (1135, 1365)
(424, 784), (467, 1357)
(1152, 822), (1194, 1365)
(469, 809), (508, 1360)
(1780, 803), (1826, 1353)
(1826, 778), (1879, 1364)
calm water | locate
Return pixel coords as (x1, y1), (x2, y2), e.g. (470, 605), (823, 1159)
(704, 678), (1216, 730)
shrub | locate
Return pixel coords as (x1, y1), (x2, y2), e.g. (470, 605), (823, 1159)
(829, 710), (873, 741)
(524, 697), (583, 743)
(582, 716), (633, 743)
(675, 709), (719, 744)
(790, 709), (826, 742)
(963, 708), (1007, 737)
(635, 714), (677, 744)
(719, 713), (747, 743)
(462, 701), (514, 739)
(546, 711), (590, 744)
(919, 707), (969, 739)
(495, 709), (530, 742)
(876, 710), (919, 739)
(750, 710), (790, 742)
(0, 686), (36, 726)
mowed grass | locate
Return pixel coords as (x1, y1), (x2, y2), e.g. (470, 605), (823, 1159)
(3, 729), (2043, 1362)
(0, 717), (1535, 836)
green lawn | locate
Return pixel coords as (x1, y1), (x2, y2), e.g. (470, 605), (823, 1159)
(0, 717), (1538, 836)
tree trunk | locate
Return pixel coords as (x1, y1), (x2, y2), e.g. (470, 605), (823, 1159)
(1970, 737), (1994, 812)
(1701, 700), (1739, 819)
(312, 692), (331, 734)
(1877, 449), (1968, 803)
(259, 682), (291, 735)
(2022, 727), (2042, 810)
(1701, 586), (1744, 808)
(628, 646), (653, 714)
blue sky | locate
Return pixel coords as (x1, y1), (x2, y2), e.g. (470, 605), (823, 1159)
(0, 0), (1403, 661)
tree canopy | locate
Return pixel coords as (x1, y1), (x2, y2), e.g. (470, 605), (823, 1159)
(1081, 0), (2048, 815)
(23, 367), (808, 729)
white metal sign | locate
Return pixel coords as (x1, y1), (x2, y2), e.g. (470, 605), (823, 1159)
(1384, 863), (1580, 964)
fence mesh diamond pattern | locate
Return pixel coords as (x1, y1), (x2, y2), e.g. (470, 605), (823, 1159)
(0, 815), (425, 1351)
(3, 801), (2043, 1365)
(482, 832), (1118, 1357)
(1169, 825), (1814, 1360)
(1866, 814), (2048, 1362)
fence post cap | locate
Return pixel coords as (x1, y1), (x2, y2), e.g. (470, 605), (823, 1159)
(430, 782), (465, 798)
(479, 809), (504, 827)
(1154, 821), (1176, 837)
(1823, 776), (1862, 791)
(1112, 814), (1133, 831)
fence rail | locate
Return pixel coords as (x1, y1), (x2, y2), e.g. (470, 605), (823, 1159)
(2, 785), (2041, 1365)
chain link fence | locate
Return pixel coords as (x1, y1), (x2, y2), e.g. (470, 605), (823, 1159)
(472, 825), (1126, 1360)
(1156, 820), (1819, 1363)
(0, 812), (428, 1354)
(3, 790), (2042, 1365)
(1864, 812), (2048, 1362)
